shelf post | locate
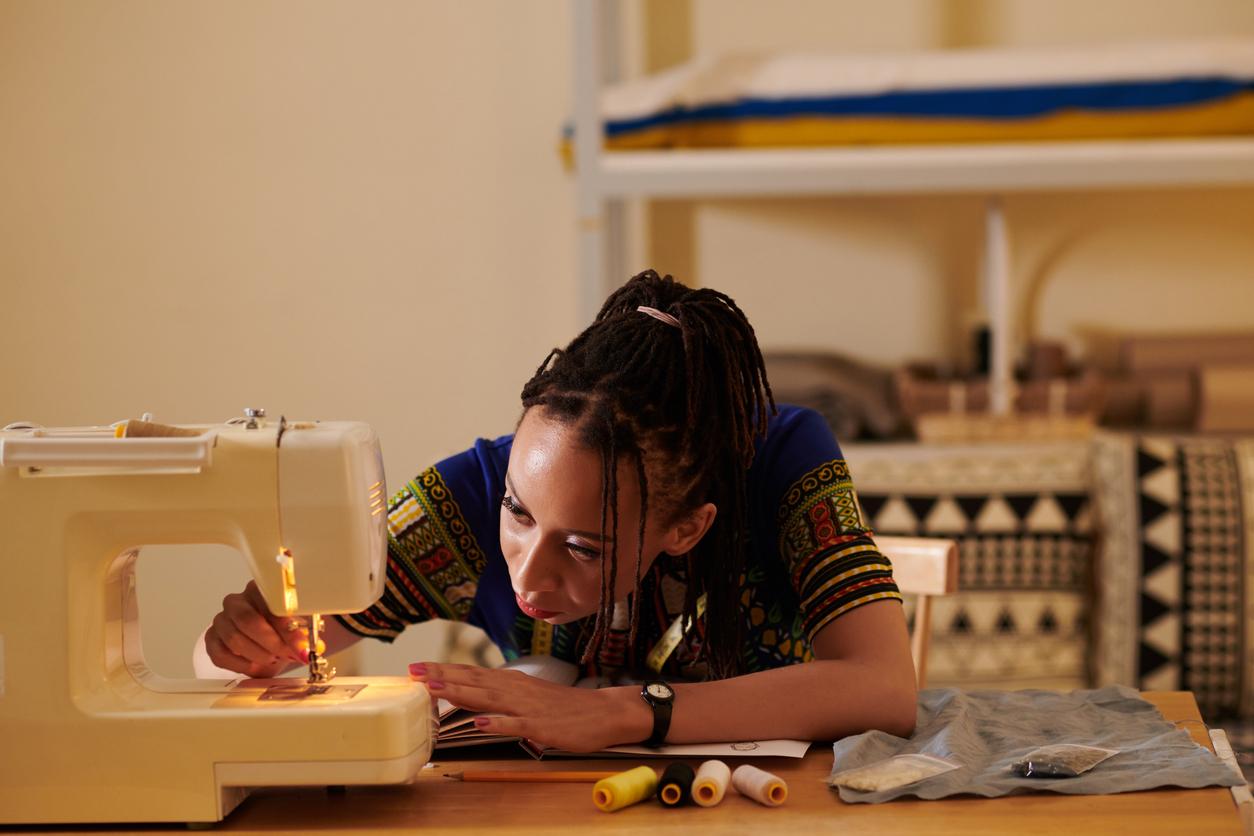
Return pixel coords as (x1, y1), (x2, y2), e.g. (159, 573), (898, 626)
(574, 0), (607, 324)
(983, 196), (1012, 416)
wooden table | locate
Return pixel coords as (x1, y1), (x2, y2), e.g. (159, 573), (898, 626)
(9, 692), (1243, 835)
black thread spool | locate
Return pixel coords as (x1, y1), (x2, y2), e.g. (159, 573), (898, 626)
(657, 762), (695, 808)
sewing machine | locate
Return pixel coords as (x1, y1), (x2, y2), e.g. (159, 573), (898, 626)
(0, 410), (433, 825)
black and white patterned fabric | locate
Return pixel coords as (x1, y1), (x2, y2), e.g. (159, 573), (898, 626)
(845, 442), (1095, 690)
(1092, 434), (1254, 720)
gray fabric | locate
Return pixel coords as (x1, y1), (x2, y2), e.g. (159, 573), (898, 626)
(830, 685), (1243, 803)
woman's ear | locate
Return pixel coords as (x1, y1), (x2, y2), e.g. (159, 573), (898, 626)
(661, 503), (717, 556)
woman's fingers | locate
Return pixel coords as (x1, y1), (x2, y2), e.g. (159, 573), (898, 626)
(406, 662), (630, 752)
(208, 583), (301, 669)
(409, 661), (525, 689)
(473, 714), (534, 740)
(409, 663), (535, 711)
(205, 625), (280, 677)
(241, 582), (307, 659)
(211, 609), (281, 666)
(420, 680), (516, 715)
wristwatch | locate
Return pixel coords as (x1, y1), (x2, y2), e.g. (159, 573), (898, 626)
(639, 680), (675, 747)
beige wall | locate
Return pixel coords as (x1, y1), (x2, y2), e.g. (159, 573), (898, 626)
(1, 1), (576, 676)
(4, 2), (1253, 678)
(652, 1), (1254, 370)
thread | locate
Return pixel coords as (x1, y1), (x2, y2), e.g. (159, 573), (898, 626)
(657, 762), (695, 807)
(692, 760), (731, 807)
(592, 766), (657, 813)
(731, 764), (788, 807)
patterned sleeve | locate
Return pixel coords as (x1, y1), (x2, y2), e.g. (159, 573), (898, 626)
(336, 454), (493, 642)
(771, 414), (902, 643)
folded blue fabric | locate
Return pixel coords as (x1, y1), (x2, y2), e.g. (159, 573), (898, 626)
(830, 685), (1243, 803)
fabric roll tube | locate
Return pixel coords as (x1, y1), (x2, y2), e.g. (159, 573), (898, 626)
(657, 762), (695, 807)
(1099, 376), (1144, 426)
(1142, 370), (1196, 428)
(692, 760), (732, 807)
(732, 764), (788, 807)
(1197, 365), (1254, 432)
(592, 766), (658, 813)
(1122, 333), (1254, 373)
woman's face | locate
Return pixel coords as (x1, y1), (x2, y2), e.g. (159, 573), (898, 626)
(500, 407), (675, 625)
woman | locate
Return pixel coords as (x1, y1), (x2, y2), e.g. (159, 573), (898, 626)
(204, 271), (917, 752)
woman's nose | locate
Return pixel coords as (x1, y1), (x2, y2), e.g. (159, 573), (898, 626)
(514, 538), (559, 593)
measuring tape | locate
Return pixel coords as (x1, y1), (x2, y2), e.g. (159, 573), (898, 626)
(645, 594), (707, 673)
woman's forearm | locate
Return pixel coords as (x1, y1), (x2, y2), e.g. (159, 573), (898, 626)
(609, 659), (917, 745)
(321, 614), (364, 658)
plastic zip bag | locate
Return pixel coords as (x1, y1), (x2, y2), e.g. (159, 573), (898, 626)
(829, 753), (960, 793)
(1011, 744), (1119, 778)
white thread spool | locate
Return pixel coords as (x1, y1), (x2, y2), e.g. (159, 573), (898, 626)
(731, 764), (788, 807)
(692, 760), (732, 807)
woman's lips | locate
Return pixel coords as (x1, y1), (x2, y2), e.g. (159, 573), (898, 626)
(516, 593), (563, 620)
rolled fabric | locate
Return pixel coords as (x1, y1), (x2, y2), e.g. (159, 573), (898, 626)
(692, 760), (732, 807)
(657, 762), (695, 807)
(1197, 365), (1254, 431)
(732, 764), (788, 807)
(592, 766), (658, 813)
(1142, 370), (1196, 428)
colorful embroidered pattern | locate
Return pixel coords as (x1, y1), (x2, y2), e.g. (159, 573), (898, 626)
(337, 466), (487, 640)
(777, 460), (901, 642)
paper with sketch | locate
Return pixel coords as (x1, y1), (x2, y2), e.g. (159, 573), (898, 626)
(521, 738), (812, 759)
(602, 739), (810, 758)
(435, 657), (811, 759)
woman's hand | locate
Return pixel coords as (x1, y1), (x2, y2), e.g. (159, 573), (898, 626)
(204, 581), (305, 678)
(409, 662), (652, 753)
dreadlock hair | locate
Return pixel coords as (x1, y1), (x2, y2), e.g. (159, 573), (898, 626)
(518, 269), (775, 680)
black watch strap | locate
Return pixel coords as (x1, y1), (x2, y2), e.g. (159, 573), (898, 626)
(641, 681), (674, 747)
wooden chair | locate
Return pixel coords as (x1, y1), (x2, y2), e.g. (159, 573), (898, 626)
(876, 535), (959, 688)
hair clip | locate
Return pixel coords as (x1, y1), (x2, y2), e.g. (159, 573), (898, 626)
(637, 306), (681, 328)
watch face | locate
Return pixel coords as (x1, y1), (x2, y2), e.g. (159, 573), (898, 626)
(646, 682), (673, 700)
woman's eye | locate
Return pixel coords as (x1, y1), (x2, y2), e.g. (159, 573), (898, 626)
(501, 495), (529, 520)
(567, 543), (601, 561)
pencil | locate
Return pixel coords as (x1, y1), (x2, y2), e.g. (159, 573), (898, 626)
(445, 770), (623, 783)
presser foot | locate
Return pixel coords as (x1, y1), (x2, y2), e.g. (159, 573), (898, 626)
(305, 613), (336, 684)
(307, 654), (336, 684)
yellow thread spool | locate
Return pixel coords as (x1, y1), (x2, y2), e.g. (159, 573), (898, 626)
(592, 766), (657, 813)
(692, 760), (731, 807)
(731, 764), (788, 807)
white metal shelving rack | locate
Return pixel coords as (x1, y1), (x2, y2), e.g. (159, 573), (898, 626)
(572, 0), (1254, 414)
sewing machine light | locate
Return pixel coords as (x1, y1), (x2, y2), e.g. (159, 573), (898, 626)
(275, 548), (298, 613)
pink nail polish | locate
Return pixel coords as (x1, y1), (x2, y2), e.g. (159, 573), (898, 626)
(473, 716), (490, 728)
(426, 680), (444, 691)
(408, 662), (427, 677)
